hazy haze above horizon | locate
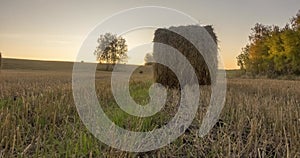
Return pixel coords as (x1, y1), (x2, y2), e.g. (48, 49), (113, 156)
(0, 0), (299, 69)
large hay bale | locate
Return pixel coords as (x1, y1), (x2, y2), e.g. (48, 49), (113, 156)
(153, 25), (218, 88)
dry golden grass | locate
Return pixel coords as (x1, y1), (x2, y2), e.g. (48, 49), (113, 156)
(0, 64), (299, 157)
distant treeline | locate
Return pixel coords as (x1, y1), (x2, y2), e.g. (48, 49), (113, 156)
(237, 10), (300, 77)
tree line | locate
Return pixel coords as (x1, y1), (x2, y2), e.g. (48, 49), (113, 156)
(237, 10), (300, 77)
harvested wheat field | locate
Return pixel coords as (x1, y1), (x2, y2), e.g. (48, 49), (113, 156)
(0, 59), (299, 157)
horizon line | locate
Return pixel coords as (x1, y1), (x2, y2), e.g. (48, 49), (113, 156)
(2, 57), (239, 70)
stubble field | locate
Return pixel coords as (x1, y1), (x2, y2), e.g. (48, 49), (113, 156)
(0, 59), (299, 157)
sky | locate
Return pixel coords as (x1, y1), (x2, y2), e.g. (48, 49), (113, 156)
(0, 0), (299, 69)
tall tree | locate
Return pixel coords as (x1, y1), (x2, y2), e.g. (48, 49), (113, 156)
(266, 26), (285, 74)
(281, 29), (300, 74)
(236, 45), (250, 71)
(94, 33), (128, 64)
(246, 23), (271, 74)
(291, 10), (300, 31)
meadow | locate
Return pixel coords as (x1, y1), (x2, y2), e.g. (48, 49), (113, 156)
(0, 59), (299, 157)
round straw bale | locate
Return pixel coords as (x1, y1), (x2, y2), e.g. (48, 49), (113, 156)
(153, 25), (218, 89)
